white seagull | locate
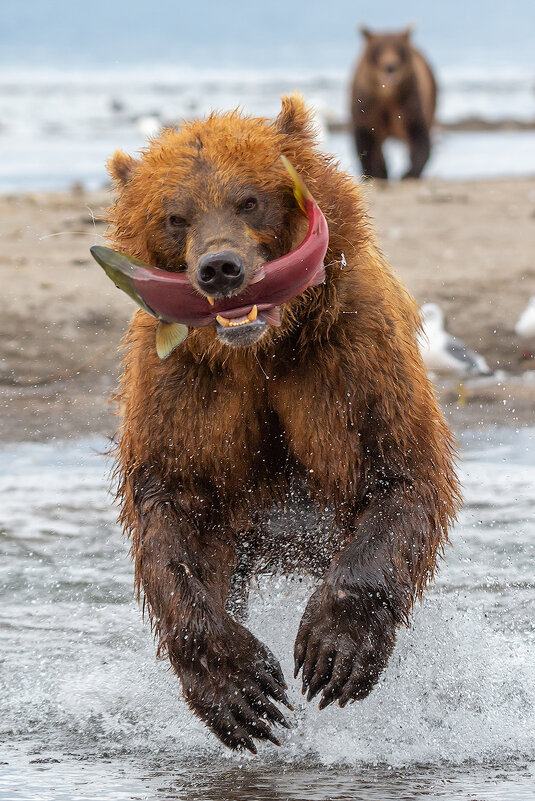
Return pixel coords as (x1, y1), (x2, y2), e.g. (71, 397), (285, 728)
(418, 302), (493, 377)
(514, 296), (535, 337)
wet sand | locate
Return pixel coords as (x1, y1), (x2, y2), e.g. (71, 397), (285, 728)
(1, 177), (534, 442)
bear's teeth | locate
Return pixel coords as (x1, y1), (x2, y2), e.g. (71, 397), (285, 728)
(216, 306), (258, 328)
(206, 296), (215, 306)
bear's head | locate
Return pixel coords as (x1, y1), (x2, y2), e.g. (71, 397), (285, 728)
(106, 94), (334, 350)
(359, 27), (413, 90)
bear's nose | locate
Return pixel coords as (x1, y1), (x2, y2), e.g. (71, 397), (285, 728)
(196, 250), (245, 295)
(385, 63), (398, 74)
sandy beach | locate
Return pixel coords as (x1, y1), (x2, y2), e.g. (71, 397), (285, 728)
(1, 176), (534, 442)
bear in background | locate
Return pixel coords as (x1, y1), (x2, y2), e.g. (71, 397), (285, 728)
(105, 94), (459, 753)
(351, 27), (437, 179)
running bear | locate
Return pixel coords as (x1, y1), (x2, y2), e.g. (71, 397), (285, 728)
(105, 94), (459, 753)
(351, 27), (437, 179)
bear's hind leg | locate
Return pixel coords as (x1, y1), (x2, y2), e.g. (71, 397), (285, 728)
(355, 127), (388, 180)
(226, 533), (256, 623)
(403, 120), (431, 179)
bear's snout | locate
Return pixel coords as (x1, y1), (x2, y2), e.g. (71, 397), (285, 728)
(196, 250), (246, 297)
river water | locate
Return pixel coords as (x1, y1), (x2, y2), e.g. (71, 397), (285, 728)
(0, 427), (534, 800)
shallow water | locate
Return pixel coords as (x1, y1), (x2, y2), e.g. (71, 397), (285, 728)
(0, 428), (534, 800)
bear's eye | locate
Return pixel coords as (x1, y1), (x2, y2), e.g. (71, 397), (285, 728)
(168, 215), (188, 228)
(240, 197), (257, 212)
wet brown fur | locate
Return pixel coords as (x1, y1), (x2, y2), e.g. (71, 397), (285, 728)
(106, 94), (460, 751)
(351, 28), (437, 179)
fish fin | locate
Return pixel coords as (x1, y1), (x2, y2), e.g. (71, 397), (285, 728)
(155, 321), (188, 359)
(90, 246), (155, 316)
(280, 155), (313, 214)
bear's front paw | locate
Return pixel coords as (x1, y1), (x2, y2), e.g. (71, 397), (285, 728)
(180, 619), (292, 753)
(294, 582), (397, 709)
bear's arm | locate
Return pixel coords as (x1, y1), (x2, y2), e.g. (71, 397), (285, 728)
(270, 342), (459, 708)
(114, 326), (292, 751)
(294, 477), (448, 708)
(120, 461), (291, 751)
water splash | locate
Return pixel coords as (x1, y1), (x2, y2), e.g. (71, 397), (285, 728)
(0, 432), (534, 798)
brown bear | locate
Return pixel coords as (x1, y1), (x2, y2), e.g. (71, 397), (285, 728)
(351, 27), (437, 179)
(105, 94), (459, 753)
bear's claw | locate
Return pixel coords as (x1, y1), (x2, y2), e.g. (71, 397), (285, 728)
(294, 582), (397, 710)
(180, 618), (291, 752)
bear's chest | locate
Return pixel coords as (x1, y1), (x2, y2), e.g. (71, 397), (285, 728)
(167, 378), (292, 487)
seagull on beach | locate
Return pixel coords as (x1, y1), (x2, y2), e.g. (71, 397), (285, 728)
(514, 296), (535, 337)
(418, 302), (493, 377)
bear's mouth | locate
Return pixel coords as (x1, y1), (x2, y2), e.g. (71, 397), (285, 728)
(214, 304), (283, 347)
(216, 307), (259, 328)
(215, 309), (267, 347)
(90, 157), (328, 356)
(215, 304), (281, 329)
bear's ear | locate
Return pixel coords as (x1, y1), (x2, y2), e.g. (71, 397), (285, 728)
(402, 25), (414, 40)
(359, 26), (373, 40)
(107, 150), (139, 187)
(274, 92), (314, 140)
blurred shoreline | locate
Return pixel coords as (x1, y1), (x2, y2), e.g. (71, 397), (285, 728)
(2, 176), (534, 443)
(328, 117), (535, 132)
(1, 63), (534, 192)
